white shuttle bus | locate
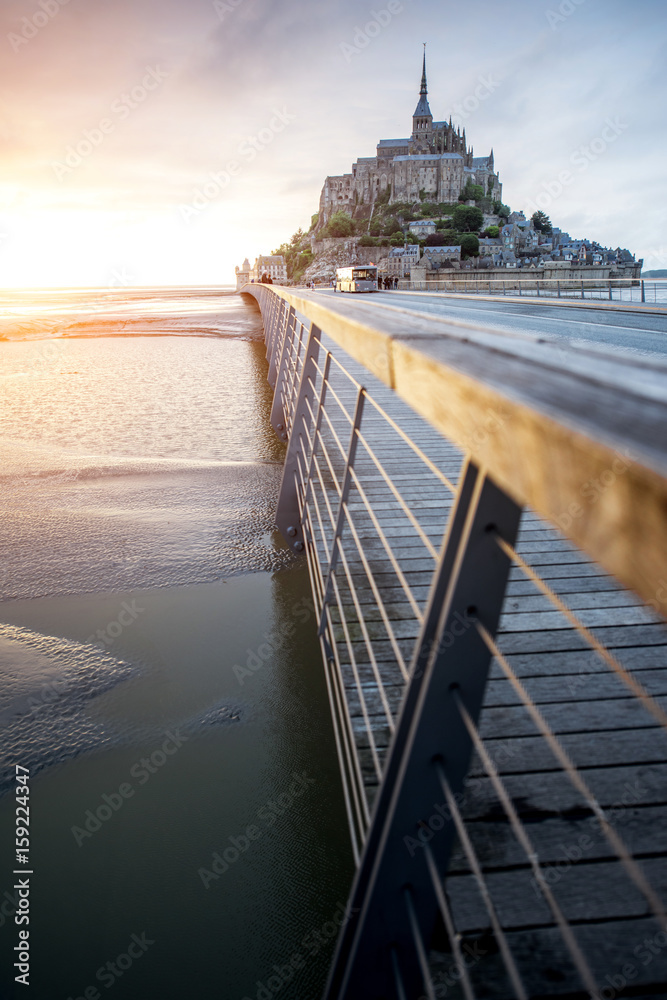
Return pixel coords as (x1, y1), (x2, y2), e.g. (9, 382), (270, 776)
(335, 266), (379, 293)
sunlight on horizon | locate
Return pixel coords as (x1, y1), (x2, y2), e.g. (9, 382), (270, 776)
(0, 202), (305, 289)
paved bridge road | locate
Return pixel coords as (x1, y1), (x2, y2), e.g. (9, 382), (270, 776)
(318, 288), (667, 358)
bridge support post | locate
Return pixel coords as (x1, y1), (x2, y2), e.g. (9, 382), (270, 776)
(267, 299), (289, 388)
(269, 306), (297, 439)
(274, 321), (322, 552)
(263, 290), (274, 363)
(323, 462), (522, 1000)
(317, 387), (366, 634)
(263, 290), (277, 367)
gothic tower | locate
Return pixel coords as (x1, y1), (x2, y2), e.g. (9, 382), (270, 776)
(411, 48), (433, 146)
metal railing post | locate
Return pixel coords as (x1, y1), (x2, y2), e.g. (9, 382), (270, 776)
(267, 297), (287, 387)
(263, 290), (274, 362)
(318, 387), (366, 635)
(269, 307), (296, 437)
(282, 317), (308, 434)
(300, 352), (332, 519)
(264, 290), (278, 365)
(274, 322), (322, 551)
(323, 465), (522, 1000)
(642, 279), (646, 303)
(557, 280), (561, 298)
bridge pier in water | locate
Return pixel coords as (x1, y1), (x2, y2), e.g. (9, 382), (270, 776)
(244, 283), (667, 1000)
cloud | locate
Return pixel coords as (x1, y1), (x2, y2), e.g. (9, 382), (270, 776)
(0, 0), (665, 283)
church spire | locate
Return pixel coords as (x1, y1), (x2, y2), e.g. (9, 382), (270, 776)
(420, 44), (427, 96)
(412, 44), (432, 134)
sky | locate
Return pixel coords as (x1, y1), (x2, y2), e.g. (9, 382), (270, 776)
(0, 0), (665, 286)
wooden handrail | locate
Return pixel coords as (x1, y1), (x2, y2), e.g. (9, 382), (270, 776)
(242, 283), (667, 612)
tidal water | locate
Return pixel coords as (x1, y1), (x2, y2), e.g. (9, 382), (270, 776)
(0, 289), (352, 999)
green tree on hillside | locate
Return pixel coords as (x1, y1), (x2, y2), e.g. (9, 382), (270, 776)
(459, 234), (480, 259)
(271, 227), (311, 279)
(459, 182), (484, 203)
(384, 217), (403, 237)
(453, 205), (484, 233)
(531, 210), (553, 234)
(324, 211), (355, 238)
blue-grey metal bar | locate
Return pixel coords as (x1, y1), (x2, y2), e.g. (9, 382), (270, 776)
(317, 387), (366, 637)
(323, 468), (522, 1000)
(275, 322), (322, 553)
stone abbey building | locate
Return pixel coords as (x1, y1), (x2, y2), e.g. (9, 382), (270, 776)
(317, 54), (502, 229)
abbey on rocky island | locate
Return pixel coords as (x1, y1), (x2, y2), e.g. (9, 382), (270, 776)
(317, 52), (502, 229)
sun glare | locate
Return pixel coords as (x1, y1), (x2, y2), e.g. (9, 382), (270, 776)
(0, 205), (245, 289)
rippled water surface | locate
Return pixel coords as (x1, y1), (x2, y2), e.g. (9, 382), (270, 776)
(0, 289), (351, 999)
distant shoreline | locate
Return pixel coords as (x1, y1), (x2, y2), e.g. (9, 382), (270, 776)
(0, 285), (237, 296)
(0, 287), (261, 342)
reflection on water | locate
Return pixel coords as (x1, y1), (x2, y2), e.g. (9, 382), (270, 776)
(0, 324), (293, 600)
(0, 289), (351, 999)
(0, 286), (253, 340)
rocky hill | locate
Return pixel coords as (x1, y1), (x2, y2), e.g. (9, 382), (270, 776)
(303, 238), (392, 283)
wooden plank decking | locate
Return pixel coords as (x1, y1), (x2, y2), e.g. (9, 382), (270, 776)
(246, 284), (667, 997)
(303, 331), (667, 996)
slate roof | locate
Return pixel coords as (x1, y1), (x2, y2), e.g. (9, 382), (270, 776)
(393, 154), (463, 162)
(413, 96), (432, 117)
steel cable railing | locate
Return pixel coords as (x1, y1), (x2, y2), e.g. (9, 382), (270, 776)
(496, 536), (667, 732)
(425, 529), (667, 1000)
(396, 276), (665, 305)
(244, 284), (667, 1000)
(272, 315), (462, 857)
(423, 842), (478, 1000)
(477, 622), (667, 930)
(431, 765), (527, 1000)
(452, 692), (600, 997)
